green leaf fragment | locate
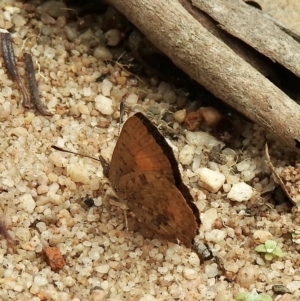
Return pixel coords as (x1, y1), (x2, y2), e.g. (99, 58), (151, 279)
(272, 246), (284, 257)
(255, 244), (267, 253)
(264, 240), (277, 253)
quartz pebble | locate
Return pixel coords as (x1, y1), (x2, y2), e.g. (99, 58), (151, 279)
(227, 182), (253, 202)
(96, 264), (110, 274)
(93, 46), (113, 60)
(95, 95), (114, 115)
(205, 229), (226, 243)
(179, 145), (195, 165)
(19, 193), (36, 213)
(105, 29), (122, 46)
(183, 267), (197, 280)
(66, 163), (90, 184)
(204, 263), (219, 278)
(139, 295), (159, 301)
(102, 79), (113, 96)
(186, 131), (225, 148)
(201, 208), (218, 231)
(197, 167), (225, 193)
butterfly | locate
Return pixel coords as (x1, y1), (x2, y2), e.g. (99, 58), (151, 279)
(101, 112), (200, 247)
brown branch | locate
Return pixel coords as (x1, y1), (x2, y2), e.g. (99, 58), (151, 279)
(106, 0), (300, 151)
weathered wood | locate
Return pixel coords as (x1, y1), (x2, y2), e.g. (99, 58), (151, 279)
(106, 0), (300, 151)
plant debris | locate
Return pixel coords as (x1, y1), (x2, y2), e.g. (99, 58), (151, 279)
(1, 32), (30, 108)
(24, 52), (52, 116)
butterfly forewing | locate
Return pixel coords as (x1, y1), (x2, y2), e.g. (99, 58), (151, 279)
(109, 113), (177, 186)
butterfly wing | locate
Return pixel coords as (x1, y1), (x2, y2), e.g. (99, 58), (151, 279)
(109, 113), (180, 188)
(117, 171), (199, 248)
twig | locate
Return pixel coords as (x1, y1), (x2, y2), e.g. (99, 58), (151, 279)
(1, 32), (31, 108)
(24, 52), (52, 116)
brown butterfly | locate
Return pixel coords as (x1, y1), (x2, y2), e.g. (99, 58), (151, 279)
(101, 112), (200, 247)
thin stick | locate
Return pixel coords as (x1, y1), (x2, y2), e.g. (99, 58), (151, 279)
(1, 32), (31, 108)
(24, 52), (52, 116)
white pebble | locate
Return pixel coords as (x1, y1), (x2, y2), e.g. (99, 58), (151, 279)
(94, 95), (114, 115)
(241, 169), (256, 181)
(83, 87), (92, 97)
(93, 46), (113, 60)
(125, 93), (138, 105)
(15, 227), (31, 241)
(12, 14), (26, 27)
(183, 267), (197, 280)
(139, 295), (159, 301)
(196, 167), (225, 193)
(201, 208), (218, 231)
(101, 79), (113, 96)
(227, 182), (253, 202)
(179, 144), (195, 165)
(19, 193), (36, 213)
(236, 160), (250, 172)
(205, 263), (219, 278)
(64, 25), (78, 41)
(287, 281), (300, 292)
(186, 131), (225, 148)
(188, 253), (200, 266)
(205, 229), (226, 243)
(96, 264), (110, 274)
(2, 87), (12, 97)
(44, 48), (56, 59)
(104, 29), (122, 46)
(33, 275), (48, 286)
(49, 151), (68, 167)
(67, 164), (90, 184)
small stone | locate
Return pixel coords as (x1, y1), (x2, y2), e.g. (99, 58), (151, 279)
(236, 264), (260, 289)
(186, 131), (225, 148)
(204, 263), (219, 278)
(205, 229), (226, 243)
(287, 280), (300, 293)
(49, 151), (68, 167)
(33, 275), (48, 286)
(94, 95), (114, 115)
(104, 29), (122, 46)
(198, 107), (222, 127)
(96, 264), (110, 274)
(183, 267), (197, 280)
(173, 109), (186, 123)
(139, 295), (158, 301)
(179, 145), (195, 165)
(90, 289), (107, 301)
(201, 208), (218, 231)
(253, 230), (273, 244)
(101, 79), (113, 96)
(197, 167), (225, 193)
(227, 182), (253, 202)
(215, 290), (233, 301)
(43, 247), (66, 271)
(19, 193), (36, 213)
(125, 93), (138, 105)
(38, 1), (68, 18)
(276, 293), (293, 301)
(67, 164), (90, 184)
(93, 46), (113, 60)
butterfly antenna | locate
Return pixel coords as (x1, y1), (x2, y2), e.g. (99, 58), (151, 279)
(118, 100), (126, 135)
(51, 145), (110, 178)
